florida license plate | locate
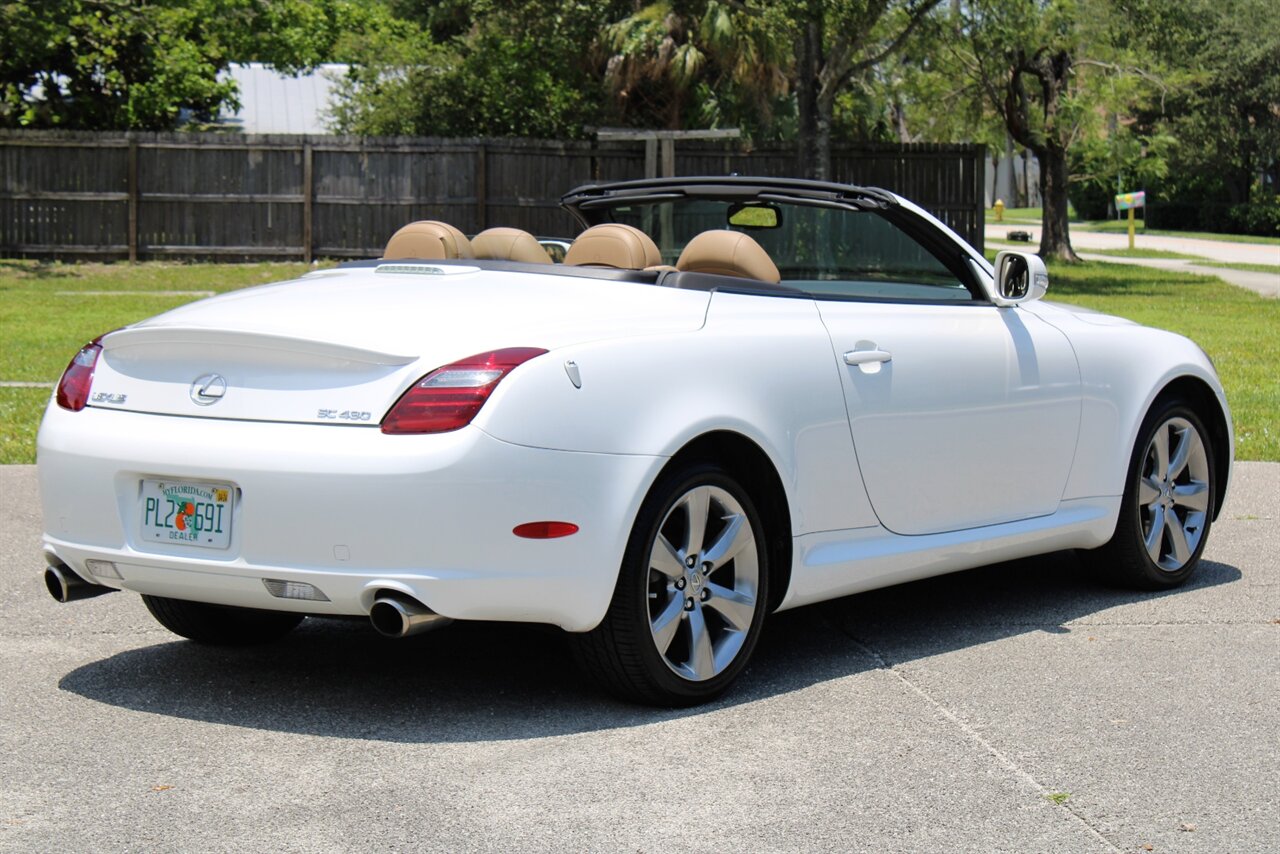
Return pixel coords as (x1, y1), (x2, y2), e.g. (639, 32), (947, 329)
(140, 479), (235, 549)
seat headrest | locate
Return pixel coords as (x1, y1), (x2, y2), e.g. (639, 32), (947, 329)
(471, 228), (552, 264)
(564, 223), (663, 270)
(675, 230), (781, 284)
(383, 221), (473, 260)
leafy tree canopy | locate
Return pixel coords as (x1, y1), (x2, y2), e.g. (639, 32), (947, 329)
(1121, 0), (1280, 233)
(0, 0), (395, 130)
(330, 1), (632, 138)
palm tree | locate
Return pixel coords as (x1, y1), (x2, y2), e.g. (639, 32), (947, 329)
(598, 1), (789, 132)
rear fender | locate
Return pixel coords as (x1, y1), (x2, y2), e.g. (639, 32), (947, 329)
(477, 293), (879, 536)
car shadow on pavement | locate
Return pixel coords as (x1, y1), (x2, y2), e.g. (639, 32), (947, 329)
(58, 551), (1241, 743)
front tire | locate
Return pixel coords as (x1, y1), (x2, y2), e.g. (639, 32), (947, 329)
(1093, 397), (1216, 589)
(142, 595), (304, 645)
(573, 463), (770, 706)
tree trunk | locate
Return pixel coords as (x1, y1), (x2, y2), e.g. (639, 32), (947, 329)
(1038, 145), (1078, 262)
(814, 92), (833, 181)
(892, 99), (911, 143)
(998, 49), (1079, 261)
(795, 20), (824, 180)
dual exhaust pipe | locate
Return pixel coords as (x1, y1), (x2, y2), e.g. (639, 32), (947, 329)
(44, 558), (449, 640)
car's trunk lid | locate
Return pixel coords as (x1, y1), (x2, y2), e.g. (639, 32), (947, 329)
(87, 264), (710, 426)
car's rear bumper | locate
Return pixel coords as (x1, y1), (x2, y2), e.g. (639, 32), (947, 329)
(38, 403), (662, 631)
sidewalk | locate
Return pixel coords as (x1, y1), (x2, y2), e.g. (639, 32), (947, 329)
(986, 224), (1280, 298)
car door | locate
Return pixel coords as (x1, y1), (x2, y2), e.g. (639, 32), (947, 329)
(800, 209), (1081, 536)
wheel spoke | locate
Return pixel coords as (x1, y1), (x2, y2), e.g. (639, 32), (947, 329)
(1144, 505), (1167, 563)
(1138, 477), (1162, 506)
(1168, 426), (1194, 480)
(651, 533), (685, 580)
(1150, 425), (1170, 481)
(702, 512), (753, 570)
(1165, 511), (1193, 566)
(1172, 482), (1210, 513)
(713, 629), (747, 674)
(704, 581), (755, 631)
(681, 487), (711, 557)
(686, 605), (715, 680)
(650, 594), (685, 654)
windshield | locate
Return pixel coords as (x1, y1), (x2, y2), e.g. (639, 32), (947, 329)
(608, 197), (974, 302)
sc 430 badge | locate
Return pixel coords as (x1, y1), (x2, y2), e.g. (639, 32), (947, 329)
(91, 392), (127, 405)
(317, 409), (372, 421)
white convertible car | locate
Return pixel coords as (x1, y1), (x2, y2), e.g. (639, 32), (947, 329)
(38, 177), (1232, 705)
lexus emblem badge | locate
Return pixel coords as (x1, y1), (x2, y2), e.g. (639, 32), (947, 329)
(190, 373), (227, 406)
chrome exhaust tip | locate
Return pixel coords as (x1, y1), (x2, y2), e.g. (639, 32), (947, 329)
(44, 563), (115, 603)
(369, 594), (452, 638)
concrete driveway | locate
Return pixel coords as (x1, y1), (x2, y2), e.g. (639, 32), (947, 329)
(2, 463), (1276, 853)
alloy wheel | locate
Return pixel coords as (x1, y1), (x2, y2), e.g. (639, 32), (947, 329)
(1138, 416), (1211, 572)
(646, 484), (760, 681)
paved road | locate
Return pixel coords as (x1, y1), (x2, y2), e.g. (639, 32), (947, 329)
(986, 225), (1280, 297)
(2, 463), (1277, 853)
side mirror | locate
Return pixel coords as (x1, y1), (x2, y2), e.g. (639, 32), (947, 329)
(992, 250), (1049, 306)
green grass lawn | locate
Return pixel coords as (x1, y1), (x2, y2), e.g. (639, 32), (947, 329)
(1077, 220), (1280, 246)
(1043, 260), (1278, 461)
(0, 260), (319, 463)
(1199, 262), (1280, 275)
(985, 206), (1045, 224)
(1, 258), (1275, 464)
(1082, 247), (1210, 261)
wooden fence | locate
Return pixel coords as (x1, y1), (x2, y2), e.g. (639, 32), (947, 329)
(0, 131), (984, 260)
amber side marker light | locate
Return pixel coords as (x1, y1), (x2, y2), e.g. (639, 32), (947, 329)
(513, 521), (580, 539)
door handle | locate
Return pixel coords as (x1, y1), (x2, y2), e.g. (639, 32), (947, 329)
(843, 349), (892, 366)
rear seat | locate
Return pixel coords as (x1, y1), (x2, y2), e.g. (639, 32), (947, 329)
(383, 221), (473, 260)
(471, 228), (553, 264)
(564, 223), (663, 270)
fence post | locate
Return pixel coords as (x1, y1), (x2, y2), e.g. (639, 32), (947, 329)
(659, 138), (676, 178)
(127, 139), (138, 262)
(302, 143), (313, 263)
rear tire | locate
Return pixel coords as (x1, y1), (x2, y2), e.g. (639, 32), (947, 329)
(142, 595), (304, 645)
(1092, 397), (1216, 589)
(573, 462), (770, 706)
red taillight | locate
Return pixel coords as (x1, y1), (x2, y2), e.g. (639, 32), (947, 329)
(381, 347), (548, 434)
(55, 339), (104, 412)
(513, 521), (580, 539)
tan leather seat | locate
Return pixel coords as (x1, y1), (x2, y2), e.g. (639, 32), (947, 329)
(471, 227), (552, 264)
(564, 223), (663, 270)
(675, 230), (781, 283)
(383, 220), (473, 260)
